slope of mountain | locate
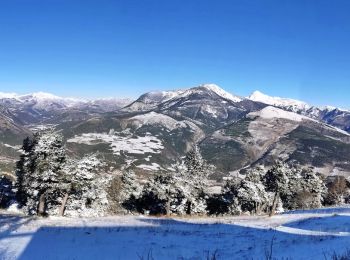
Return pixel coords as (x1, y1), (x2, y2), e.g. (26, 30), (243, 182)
(0, 105), (31, 174)
(61, 85), (350, 178)
(248, 91), (350, 132)
(200, 106), (350, 178)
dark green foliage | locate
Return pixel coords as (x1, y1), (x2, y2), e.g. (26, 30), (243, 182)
(15, 131), (67, 215)
(222, 118), (252, 138)
(15, 136), (38, 205)
(206, 195), (229, 215)
(0, 175), (14, 208)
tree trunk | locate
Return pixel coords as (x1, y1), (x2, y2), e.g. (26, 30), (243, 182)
(166, 199), (171, 217)
(38, 192), (46, 216)
(269, 192), (279, 217)
(186, 201), (192, 215)
(256, 202), (261, 215)
(59, 193), (69, 217)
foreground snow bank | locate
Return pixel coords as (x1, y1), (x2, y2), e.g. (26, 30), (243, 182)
(1, 208), (350, 259)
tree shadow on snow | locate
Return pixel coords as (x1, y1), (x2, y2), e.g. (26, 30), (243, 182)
(14, 216), (350, 260)
(284, 215), (350, 233)
(0, 214), (34, 240)
(284, 207), (350, 215)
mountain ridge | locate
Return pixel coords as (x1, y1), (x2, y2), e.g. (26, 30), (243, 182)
(0, 84), (349, 179)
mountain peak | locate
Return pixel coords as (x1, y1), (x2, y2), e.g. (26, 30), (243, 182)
(249, 90), (268, 100)
(198, 84), (242, 102)
(30, 92), (62, 100)
(0, 92), (19, 100)
(248, 90), (309, 112)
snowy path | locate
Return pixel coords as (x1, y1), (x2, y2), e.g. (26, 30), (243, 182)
(1, 208), (350, 259)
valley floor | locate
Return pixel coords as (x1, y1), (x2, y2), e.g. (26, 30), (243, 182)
(1, 207), (350, 259)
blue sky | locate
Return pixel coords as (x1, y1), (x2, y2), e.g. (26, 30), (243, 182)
(0, 0), (350, 108)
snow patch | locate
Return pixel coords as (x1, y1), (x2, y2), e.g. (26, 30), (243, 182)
(67, 133), (164, 155)
(130, 112), (188, 130)
(248, 106), (313, 122)
(136, 163), (161, 171)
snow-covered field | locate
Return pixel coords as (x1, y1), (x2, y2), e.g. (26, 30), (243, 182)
(1, 208), (350, 259)
(67, 132), (164, 155)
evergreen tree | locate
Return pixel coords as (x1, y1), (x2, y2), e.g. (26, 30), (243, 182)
(0, 174), (14, 208)
(222, 167), (270, 215)
(61, 154), (110, 217)
(15, 130), (66, 215)
(119, 170), (142, 213)
(139, 171), (188, 215)
(297, 169), (326, 209)
(180, 144), (211, 215)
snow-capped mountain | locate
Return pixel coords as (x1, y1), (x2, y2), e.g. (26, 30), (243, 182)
(248, 90), (310, 112)
(247, 90), (350, 132)
(1, 84), (350, 179)
(0, 91), (132, 110)
(0, 91), (133, 124)
(124, 84), (243, 113)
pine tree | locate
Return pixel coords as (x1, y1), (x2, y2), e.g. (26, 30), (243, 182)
(264, 161), (326, 212)
(263, 161), (290, 216)
(119, 170), (142, 213)
(139, 171), (187, 215)
(180, 144), (211, 215)
(15, 130), (66, 216)
(61, 154), (110, 217)
(298, 169), (326, 209)
(15, 136), (37, 205)
(0, 174), (14, 208)
(222, 167), (270, 215)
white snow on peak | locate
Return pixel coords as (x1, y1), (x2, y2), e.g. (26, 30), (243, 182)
(200, 84), (242, 102)
(248, 91), (310, 111)
(0, 92), (19, 99)
(21, 92), (85, 104)
(248, 106), (313, 122)
(323, 105), (350, 113)
(30, 92), (61, 100)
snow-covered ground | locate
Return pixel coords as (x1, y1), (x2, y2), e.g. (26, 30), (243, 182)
(67, 132), (164, 155)
(1, 207), (350, 259)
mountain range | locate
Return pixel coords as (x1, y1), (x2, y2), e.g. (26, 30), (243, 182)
(0, 84), (349, 180)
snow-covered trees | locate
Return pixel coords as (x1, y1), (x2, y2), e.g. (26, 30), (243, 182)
(297, 169), (326, 209)
(263, 162), (326, 213)
(207, 161), (329, 216)
(180, 145), (210, 214)
(15, 131), (111, 217)
(264, 161), (295, 215)
(15, 131), (66, 215)
(61, 154), (110, 217)
(138, 173), (180, 215)
(324, 176), (350, 205)
(123, 145), (211, 216)
(108, 170), (142, 213)
(12, 130), (337, 217)
(221, 167), (270, 215)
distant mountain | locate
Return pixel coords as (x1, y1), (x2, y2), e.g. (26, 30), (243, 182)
(247, 90), (350, 132)
(0, 92), (133, 124)
(0, 105), (31, 174)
